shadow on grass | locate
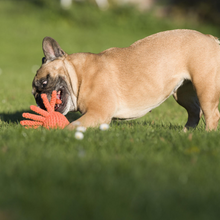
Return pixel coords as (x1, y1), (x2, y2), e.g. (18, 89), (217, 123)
(0, 111), (82, 124)
(112, 119), (184, 131)
(0, 110), (190, 131)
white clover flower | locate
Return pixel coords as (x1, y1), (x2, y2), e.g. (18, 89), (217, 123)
(99, 123), (110, 131)
(75, 131), (84, 140)
(76, 126), (86, 132)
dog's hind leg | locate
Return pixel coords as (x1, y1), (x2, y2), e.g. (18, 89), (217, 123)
(193, 80), (220, 131)
(173, 80), (202, 131)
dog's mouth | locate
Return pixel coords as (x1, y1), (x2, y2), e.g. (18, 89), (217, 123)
(55, 89), (62, 111)
(55, 88), (65, 112)
(54, 86), (69, 114)
(35, 86), (69, 115)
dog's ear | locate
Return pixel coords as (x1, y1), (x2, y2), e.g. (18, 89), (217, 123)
(42, 37), (66, 62)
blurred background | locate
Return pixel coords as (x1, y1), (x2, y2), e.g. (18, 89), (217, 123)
(18, 0), (220, 25)
(16, 0), (220, 24)
(0, 0), (220, 115)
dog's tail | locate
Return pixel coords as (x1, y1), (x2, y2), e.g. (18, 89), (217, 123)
(206, 34), (220, 44)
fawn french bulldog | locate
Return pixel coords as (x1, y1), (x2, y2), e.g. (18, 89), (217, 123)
(32, 29), (220, 131)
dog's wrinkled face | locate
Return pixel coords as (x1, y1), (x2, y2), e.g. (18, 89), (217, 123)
(32, 37), (73, 115)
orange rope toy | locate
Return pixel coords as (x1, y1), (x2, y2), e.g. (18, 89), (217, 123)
(20, 91), (70, 129)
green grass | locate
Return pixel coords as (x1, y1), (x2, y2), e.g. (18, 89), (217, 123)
(1, 1), (220, 220)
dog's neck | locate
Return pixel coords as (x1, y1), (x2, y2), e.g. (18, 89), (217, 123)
(64, 52), (102, 112)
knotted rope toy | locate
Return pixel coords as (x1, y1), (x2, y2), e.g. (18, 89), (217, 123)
(20, 91), (70, 129)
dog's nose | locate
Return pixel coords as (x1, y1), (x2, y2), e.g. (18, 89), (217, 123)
(35, 94), (46, 110)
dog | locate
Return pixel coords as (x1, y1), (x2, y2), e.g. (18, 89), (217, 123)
(32, 29), (220, 131)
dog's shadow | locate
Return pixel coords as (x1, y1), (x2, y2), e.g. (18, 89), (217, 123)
(0, 111), (187, 131)
(0, 110), (82, 124)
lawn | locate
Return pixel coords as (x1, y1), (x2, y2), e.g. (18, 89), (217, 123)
(1, 1), (220, 220)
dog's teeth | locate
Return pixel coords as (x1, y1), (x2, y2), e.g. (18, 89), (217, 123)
(55, 104), (60, 110)
(57, 90), (61, 95)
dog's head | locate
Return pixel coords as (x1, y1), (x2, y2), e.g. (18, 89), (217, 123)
(32, 37), (75, 115)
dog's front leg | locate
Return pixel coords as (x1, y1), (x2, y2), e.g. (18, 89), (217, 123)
(66, 110), (112, 130)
